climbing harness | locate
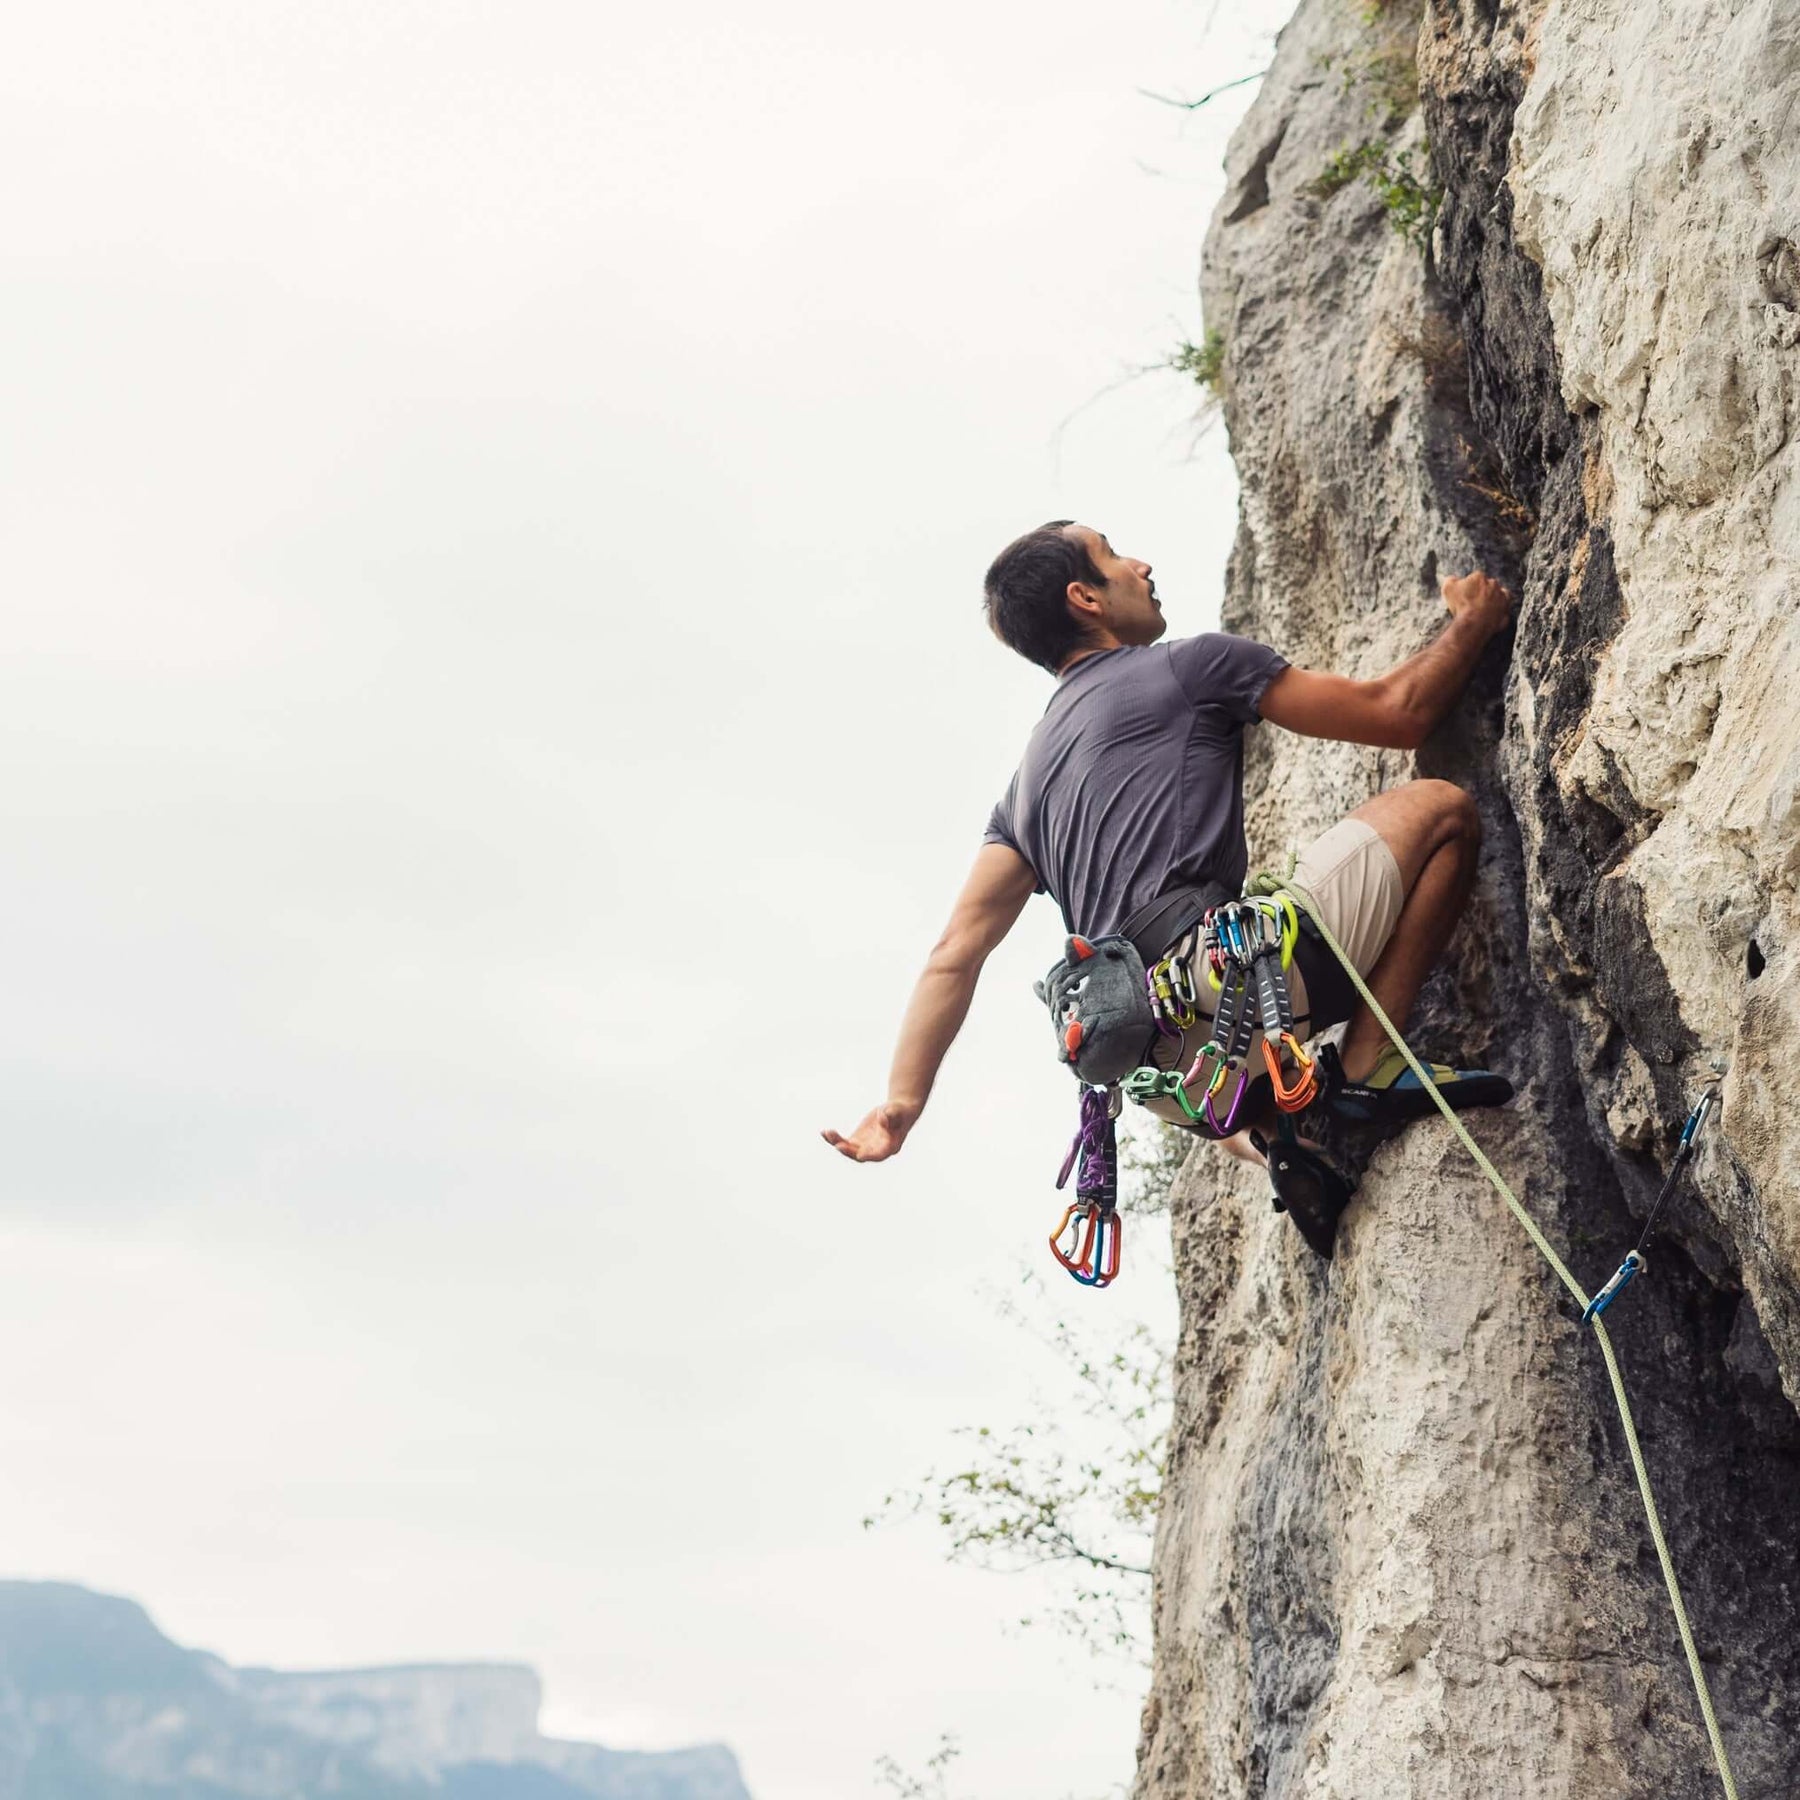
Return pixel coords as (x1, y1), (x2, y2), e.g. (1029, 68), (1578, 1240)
(1050, 1084), (1123, 1287)
(1583, 1082), (1721, 1324)
(1118, 900), (1315, 1132)
(1041, 891), (1327, 1288)
(1241, 866), (1743, 1800)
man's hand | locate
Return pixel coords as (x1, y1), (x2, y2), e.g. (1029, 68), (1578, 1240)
(1440, 570), (1512, 635)
(821, 1100), (922, 1163)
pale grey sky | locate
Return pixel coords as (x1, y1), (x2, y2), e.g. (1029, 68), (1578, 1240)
(0, 3), (1290, 1796)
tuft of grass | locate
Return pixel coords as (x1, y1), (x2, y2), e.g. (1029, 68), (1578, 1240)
(1455, 434), (1537, 533)
(1168, 327), (1226, 393)
(1309, 140), (1442, 249)
(1385, 312), (1466, 401)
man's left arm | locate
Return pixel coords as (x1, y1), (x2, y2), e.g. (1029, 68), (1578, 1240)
(1258, 571), (1511, 748)
(822, 842), (1038, 1164)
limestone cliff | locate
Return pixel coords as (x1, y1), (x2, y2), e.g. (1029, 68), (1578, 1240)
(0, 1582), (751, 1800)
(1134, 2), (1800, 1795)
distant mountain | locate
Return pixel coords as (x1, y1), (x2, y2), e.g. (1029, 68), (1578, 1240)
(0, 1583), (751, 1800)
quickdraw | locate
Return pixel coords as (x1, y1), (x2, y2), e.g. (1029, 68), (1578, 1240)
(1582, 1080), (1721, 1325)
(1050, 1084), (1123, 1287)
(1132, 897), (1315, 1128)
(1194, 933), (1257, 1132)
(1201, 897), (1316, 1114)
(1582, 1250), (1644, 1323)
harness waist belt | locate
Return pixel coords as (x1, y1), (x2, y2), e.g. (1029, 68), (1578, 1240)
(1121, 880), (1359, 1036)
(1120, 882), (1233, 966)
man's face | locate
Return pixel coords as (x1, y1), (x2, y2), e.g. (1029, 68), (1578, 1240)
(1067, 524), (1165, 645)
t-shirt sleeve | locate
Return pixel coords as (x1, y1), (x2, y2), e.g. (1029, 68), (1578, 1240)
(1166, 632), (1289, 722)
(981, 773), (1045, 892)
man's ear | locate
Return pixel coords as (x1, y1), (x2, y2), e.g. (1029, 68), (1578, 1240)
(1065, 581), (1104, 623)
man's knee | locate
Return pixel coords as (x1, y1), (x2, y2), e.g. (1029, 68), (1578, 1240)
(1351, 778), (1479, 892)
(1434, 779), (1481, 842)
(1408, 778), (1480, 853)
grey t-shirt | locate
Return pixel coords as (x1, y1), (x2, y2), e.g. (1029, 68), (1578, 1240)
(983, 634), (1289, 938)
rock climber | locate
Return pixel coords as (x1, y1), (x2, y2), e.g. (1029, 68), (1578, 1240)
(821, 519), (1516, 1251)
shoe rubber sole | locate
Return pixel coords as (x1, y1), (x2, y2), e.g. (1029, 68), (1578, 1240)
(1328, 1070), (1514, 1127)
(1266, 1139), (1353, 1260)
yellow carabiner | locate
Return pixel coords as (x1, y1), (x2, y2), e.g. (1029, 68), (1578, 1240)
(1277, 893), (1299, 969)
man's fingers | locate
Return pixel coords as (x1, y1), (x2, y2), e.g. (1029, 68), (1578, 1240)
(821, 1127), (876, 1162)
(823, 1106), (910, 1163)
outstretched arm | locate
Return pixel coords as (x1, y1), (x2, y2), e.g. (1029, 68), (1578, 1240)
(822, 842), (1038, 1163)
(1258, 571), (1512, 749)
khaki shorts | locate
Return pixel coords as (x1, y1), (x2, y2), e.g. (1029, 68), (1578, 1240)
(1140, 817), (1404, 1131)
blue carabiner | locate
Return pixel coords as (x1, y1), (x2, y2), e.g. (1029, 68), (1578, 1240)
(1583, 1250), (1644, 1325)
(1678, 1085), (1718, 1151)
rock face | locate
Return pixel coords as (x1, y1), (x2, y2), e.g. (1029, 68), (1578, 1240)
(0, 1582), (751, 1800)
(1134, 2), (1800, 1796)
(228, 1662), (546, 1773)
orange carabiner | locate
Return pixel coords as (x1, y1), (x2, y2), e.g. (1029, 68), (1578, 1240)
(1263, 1031), (1318, 1112)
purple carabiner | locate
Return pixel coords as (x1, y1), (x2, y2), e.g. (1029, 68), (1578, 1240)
(1205, 1066), (1250, 1136)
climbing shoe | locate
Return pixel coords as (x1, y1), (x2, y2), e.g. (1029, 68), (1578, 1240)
(1252, 1127), (1356, 1261)
(1314, 1041), (1513, 1128)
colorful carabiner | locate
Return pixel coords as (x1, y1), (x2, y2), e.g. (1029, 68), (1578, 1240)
(1049, 1199), (1123, 1287)
(1171, 951), (1200, 1009)
(1144, 962), (1185, 1038)
(1159, 956), (1198, 1028)
(1582, 1250), (1644, 1323)
(1205, 1064), (1250, 1135)
(1274, 894), (1299, 968)
(1264, 1030), (1318, 1112)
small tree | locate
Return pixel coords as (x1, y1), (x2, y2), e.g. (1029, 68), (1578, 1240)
(875, 1735), (964, 1799)
(868, 1118), (1188, 1664)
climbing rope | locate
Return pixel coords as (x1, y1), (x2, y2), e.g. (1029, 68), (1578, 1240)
(1245, 867), (1740, 1800)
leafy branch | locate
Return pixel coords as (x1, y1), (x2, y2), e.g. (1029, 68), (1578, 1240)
(866, 1286), (1172, 1662)
(1310, 140), (1441, 249)
(876, 1735), (964, 1799)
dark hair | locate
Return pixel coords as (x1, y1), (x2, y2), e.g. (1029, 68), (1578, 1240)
(982, 520), (1107, 673)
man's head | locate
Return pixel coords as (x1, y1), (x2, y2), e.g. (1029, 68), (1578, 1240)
(982, 521), (1163, 673)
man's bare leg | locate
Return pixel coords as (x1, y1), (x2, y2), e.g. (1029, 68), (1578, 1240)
(1336, 779), (1481, 1081)
(1209, 778), (1480, 1161)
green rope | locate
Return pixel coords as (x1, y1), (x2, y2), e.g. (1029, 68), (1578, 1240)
(1247, 868), (1739, 1800)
